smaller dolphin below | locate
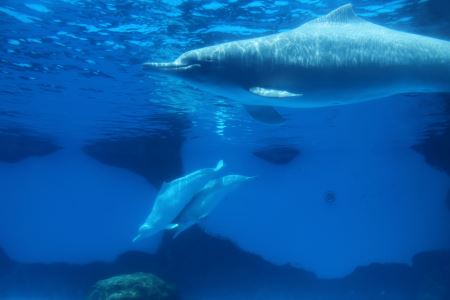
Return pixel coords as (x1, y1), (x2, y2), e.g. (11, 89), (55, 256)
(167, 174), (254, 238)
(133, 160), (225, 242)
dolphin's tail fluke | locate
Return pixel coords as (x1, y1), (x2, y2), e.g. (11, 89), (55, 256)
(214, 160), (225, 172)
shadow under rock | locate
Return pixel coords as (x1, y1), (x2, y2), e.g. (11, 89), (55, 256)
(252, 145), (300, 165)
(83, 113), (191, 189)
(0, 128), (61, 163)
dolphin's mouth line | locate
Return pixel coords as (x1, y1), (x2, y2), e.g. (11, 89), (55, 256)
(143, 62), (201, 72)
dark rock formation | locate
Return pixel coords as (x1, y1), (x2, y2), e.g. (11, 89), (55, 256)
(324, 191), (336, 204)
(0, 129), (61, 163)
(447, 189), (450, 212)
(0, 248), (13, 295)
(83, 114), (190, 189)
(0, 248), (12, 269)
(252, 145), (300, 165)
(0, 229), (449, 300)
(412, 126), (450, 176)
(87, 272), (178, 300)
(156, 227), (315, 297)
(412, 251), (450, 300)
(412, 94), (450, 176)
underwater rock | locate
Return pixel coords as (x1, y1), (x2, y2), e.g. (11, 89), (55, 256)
(0, 248), (13, 290)
(156, 226), (316, 293)
(343, 263), (415, 298)
(412, 95), (450, 176)
(0, 228), (315, 299)
(0, 248), (11, 268)
(87, 272), (178, 300)
(83, 114), (190, 189)
(445, 189), (450, 212)
(0, 231), (449, 299)
(412, 251), (450, 300)
(0, 129), (61, 163)
(252, 145), (300, 165)
(446, 189), (450, 212)
(412, 126), (450, 176)
(324, 191), (336, 204)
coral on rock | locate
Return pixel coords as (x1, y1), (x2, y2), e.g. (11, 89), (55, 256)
(87, 272), (178, 300)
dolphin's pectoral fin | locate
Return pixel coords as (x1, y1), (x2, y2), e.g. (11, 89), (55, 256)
(165, 223), (179, 230)
(244, 105), (285, 124)
(249, 87), (302, 98)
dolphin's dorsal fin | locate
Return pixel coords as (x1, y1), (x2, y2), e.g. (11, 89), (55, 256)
(214, 160), (225, 172)
(312, 4), (363, 24)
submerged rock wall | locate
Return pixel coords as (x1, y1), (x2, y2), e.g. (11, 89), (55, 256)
(0, 228), (448, 300)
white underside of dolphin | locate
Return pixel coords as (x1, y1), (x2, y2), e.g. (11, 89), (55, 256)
(144, 4), (450, 123)
(133, 160), (225, 242)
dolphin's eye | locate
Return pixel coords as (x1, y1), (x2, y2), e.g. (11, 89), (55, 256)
(205, 57), (216, 63)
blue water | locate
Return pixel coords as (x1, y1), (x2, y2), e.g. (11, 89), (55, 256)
(1, 0), (450, 299)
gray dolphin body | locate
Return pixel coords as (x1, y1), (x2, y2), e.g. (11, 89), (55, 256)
(167, 175), (253, 238)
(133, 160), (225, 242)
(144, 4), (450, 121)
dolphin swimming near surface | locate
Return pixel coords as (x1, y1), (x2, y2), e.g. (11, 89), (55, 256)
(133, 160), (225, 242)
(166, 175), (254, 238)
(144, 4), (450, 123)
